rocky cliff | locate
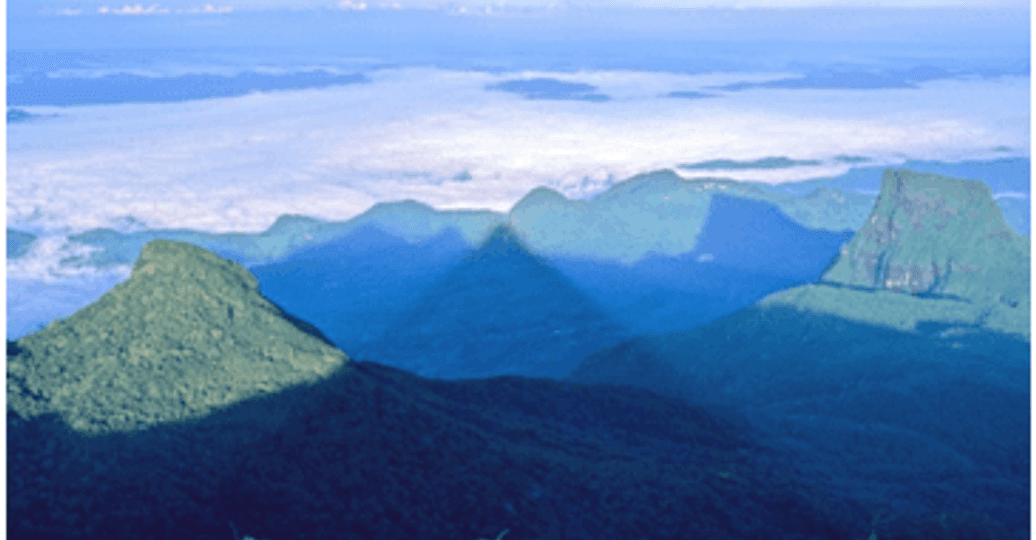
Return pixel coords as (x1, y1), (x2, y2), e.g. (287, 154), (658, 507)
(822, 168), (1029, 305)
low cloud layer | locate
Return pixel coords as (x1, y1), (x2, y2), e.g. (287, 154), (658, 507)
(8, 68), (1028, 239)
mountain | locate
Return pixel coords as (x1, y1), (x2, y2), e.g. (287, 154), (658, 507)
(550, 193), (852, 335)
(250, 224), (470, 352)
(51, 169), (874, 274)
(688, 193), (853, 278)
(65, 200), (506, 269)
(359, 225), (632, 379)
(822, 168), (1029, 306)
(509, 170), (868, 264)
(566, 172), (1031, 537)
(7, 228), (37, 259)
(8, 239), (912, 540)
(7, 239), (347, 433)
(508, 173), (727, 263)
(568, 303), (1030, 537)
(764, 157), (1030, 236)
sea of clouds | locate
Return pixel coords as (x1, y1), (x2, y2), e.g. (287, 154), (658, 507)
(9, 68), (1028, 237)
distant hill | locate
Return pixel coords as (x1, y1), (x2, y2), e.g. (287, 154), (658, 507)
(550, 193), (852, 335)
(359, 225), (632, 379)
(8, 239), (910, 540)
(764, 157), (1030, 236)
(53, 169), (871, 272)
(7, 228), (37, 258)
(63, 200), (507, 269)
(509, 170), (867, 263)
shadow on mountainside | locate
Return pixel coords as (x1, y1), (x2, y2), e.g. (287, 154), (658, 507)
(567, 303), (1031, 538)
(359, 226), (632, 380)
(8, 239), (1024, 540)
(551, 193), (852, 336)
(10, 359), (888, 540)
(252, 224), (471, 353)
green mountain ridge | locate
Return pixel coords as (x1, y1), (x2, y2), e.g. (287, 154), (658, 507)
(508, 170), (871, 263)
(7, 240), (348, 434)
(14, 168), (877, 271)
(51, 200), (508, 270)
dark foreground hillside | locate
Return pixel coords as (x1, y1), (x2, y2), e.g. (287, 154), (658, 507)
(6, 240), (1013, 540)
(568, 300), (1030, 538)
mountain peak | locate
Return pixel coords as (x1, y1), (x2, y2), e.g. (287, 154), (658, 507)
(510, 186), (570, 213)
(822, 169), (1028, 302)
(132, 238), (259, 288)
(367, 199), (437, 215)
(9, 239), (348, 433)
(472, 224), (533, 259)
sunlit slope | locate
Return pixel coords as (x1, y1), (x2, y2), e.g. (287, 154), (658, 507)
(8, 240), (894, 540)
(6, 239), (348, 433)
(360, 225), (631, 379)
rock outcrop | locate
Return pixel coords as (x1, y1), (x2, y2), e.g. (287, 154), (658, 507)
(822, 169), (1029, 304)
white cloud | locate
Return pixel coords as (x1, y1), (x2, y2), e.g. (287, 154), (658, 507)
(337, 0), (368, 9)
(97, 3), (172, 14)
(5, 235), (132, 282)
(56, 8), (83, 15)
(7, 68), (1028, 239)
(184, 3), (234, 12)
(994, 191), (1029, 200)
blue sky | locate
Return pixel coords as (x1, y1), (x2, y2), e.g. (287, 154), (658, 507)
(11, 0), (1031, 15)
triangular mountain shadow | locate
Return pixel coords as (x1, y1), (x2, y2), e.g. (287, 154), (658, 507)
(251, 224), (470, 352)
(690, 193), (854, 278)
(358, 225), (633, 380)
(567, 301), (1030, 538)
(11, 238), (952, 540)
